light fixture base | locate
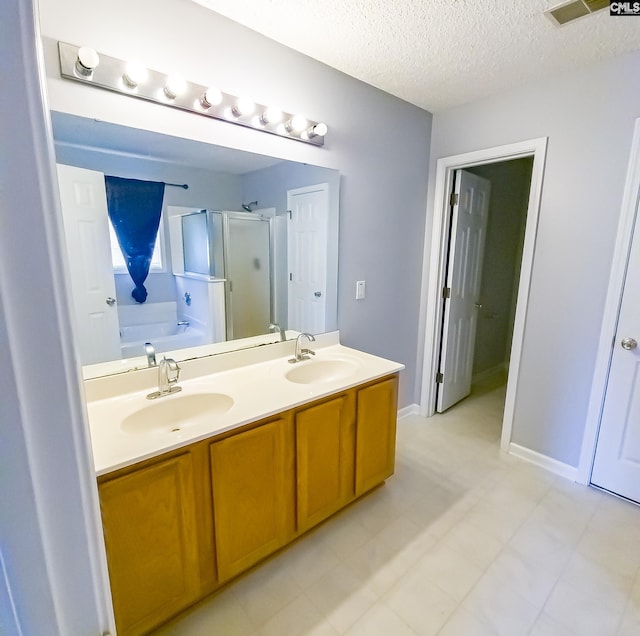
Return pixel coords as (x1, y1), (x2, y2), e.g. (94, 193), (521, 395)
(57, 41), (326, 147)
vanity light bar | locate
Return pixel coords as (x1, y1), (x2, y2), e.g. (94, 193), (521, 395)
(57, 42), (327, 147)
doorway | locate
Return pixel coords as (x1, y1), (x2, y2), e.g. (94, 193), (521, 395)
(421, 138), (548, 451)
(436, 159), (533, 413)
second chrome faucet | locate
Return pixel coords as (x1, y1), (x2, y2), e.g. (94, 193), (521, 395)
(289, 333), (316, 363)
(147, 357), (182, 399)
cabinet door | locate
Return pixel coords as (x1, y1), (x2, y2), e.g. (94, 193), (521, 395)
(296, 393), (355, 531)
(99, 452), (200, 636)
(210, 417), (293, 581)
(355, 376), (399, 496)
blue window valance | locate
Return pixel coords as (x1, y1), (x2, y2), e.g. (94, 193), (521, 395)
(104, 176), (165, 303)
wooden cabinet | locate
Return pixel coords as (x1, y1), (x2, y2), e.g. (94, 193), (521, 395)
(210, 415), (294, 581)
(355, 376), (399, 496)
(294, 392), (356, 531)
(98, 451), (202, 636)
(98, 373), (398, 635)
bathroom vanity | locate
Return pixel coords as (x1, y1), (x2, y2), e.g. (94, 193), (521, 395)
(85, 334), (402, 635)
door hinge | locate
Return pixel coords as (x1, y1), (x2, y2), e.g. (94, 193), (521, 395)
(287, 209), (292, 219)
(450, 192), (459, 206)
(436, 372), (444, 383)
(289, 272), (293, 281)
(442, 287), (451, 299)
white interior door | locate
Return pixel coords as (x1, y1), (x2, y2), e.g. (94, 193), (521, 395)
(287, 184), (328, 333)
(437, 170), (491, 412)
(591, 196), (640, 503)
(56, 163), (121, 365)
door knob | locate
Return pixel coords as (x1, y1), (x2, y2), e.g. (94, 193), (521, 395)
(621, 337), (637, 350)
(474, 303), (483, 309)
(106, 297), (117, 306)
(314, 291), (322, 297)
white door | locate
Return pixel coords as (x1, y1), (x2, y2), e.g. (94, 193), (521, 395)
(437, 170), (491, 412)
(287, 184), (328, 333)
(56, 164), (121, 365)
(591, 196), (640, 503)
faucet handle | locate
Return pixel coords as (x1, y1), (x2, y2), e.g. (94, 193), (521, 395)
(163, 357), (181, 383)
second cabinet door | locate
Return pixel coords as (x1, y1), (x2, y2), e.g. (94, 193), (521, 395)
(295, 392), (355, 532)
(355, 376), (398, 496)
(210, 417), (293, 581)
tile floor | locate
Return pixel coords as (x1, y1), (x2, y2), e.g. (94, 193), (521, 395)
(154, 380), (640, 635)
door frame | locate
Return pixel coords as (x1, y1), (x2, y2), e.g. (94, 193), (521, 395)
(420, 137), (548, 453)
(578, 118), (640, 484)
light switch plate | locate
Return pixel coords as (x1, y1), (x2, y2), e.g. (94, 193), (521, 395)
(356, 280), (366, 300)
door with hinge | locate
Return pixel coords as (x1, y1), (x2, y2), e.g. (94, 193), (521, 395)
(56, 163), (121, 365)
(287, 184), (328, 333)
(591, 192), (640, 504)
(437, 170), (491, 412)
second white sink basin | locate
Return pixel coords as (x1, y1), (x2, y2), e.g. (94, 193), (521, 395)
(121, 392), (234, 435)
(285, 359), (358, 385)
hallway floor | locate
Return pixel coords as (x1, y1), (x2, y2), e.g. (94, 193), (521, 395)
(154, 382), (640, 635)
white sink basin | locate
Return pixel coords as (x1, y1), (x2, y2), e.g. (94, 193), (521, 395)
(121, 392), (234, 435)
(285, 359), (358, 385)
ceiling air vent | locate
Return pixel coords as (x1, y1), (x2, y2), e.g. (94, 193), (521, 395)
(545, 0), (609, 26)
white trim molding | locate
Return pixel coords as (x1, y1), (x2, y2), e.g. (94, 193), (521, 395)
(577, 118), (640, 485)
(419, 137), (548, 456)
(398, 403), (421, 419)
(509, 443), (578, 482)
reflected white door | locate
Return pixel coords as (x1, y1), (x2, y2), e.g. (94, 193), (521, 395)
(287, 184), (328, 333)
(56, 164), (121, 365)
(437, 170), (491, 412)
(591, 196), (640, 504)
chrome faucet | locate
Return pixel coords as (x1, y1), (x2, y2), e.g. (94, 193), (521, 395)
(147, 357), (182, 399)
(144, 342), (157, 367)
(269, 322), (286, 342)
(289, 332), (316, 363)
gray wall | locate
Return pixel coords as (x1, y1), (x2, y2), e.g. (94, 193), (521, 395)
(39, 0), (432, 406)
(468, 158), (532, 378)
(427, 50), (640, 466)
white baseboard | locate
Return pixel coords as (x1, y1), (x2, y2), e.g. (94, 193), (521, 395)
(398, 403), (420, 419)
(509, 443), (578, 481)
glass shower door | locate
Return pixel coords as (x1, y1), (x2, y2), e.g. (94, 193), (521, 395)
(225, 213), (272, 340)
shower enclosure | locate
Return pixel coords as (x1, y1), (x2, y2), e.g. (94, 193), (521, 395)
(175, 209), (274, 341)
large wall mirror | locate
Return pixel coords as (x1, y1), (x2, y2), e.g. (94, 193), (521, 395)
(51, 111), (340, 378)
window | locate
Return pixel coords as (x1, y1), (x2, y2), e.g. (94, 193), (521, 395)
(109, 220), (164, 272)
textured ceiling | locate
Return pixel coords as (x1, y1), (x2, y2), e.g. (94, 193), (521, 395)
(192, 0), (640, 112)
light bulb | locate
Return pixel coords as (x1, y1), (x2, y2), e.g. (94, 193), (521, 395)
(286, 115), (308, 133)
(123, 60), (147, 88)
(313, 122), (328, 136)
(306, 122), (328, 138)
(200, 87), (222, 109)
(232, 97), (255, 117)
(75, 47), (99, 77)
(164, 74), (187, 99)
(260, 106), (283, 125)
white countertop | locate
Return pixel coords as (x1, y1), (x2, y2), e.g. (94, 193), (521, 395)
(85, 334), (404, 476)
